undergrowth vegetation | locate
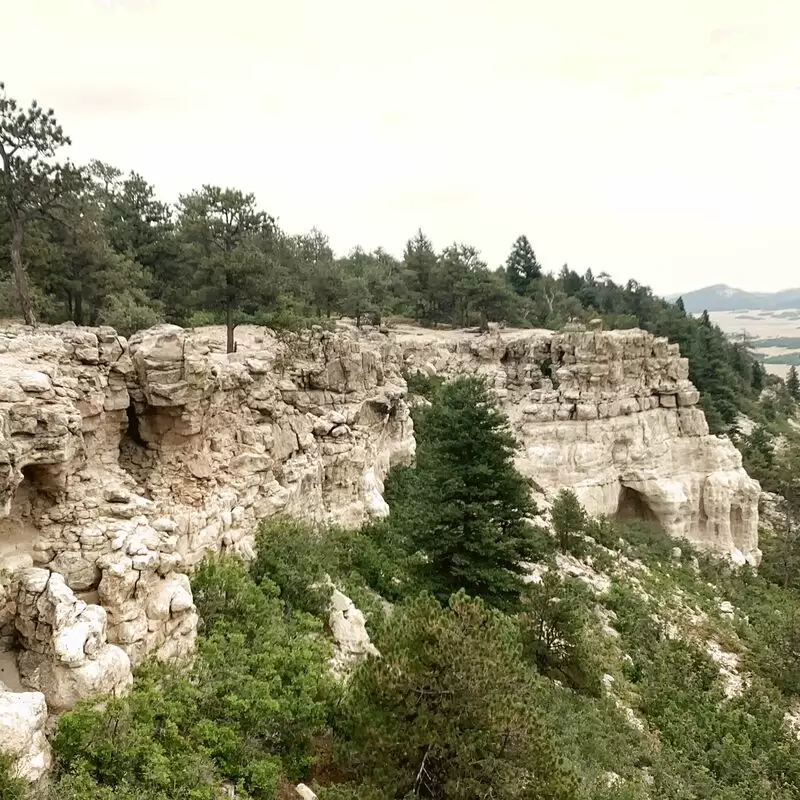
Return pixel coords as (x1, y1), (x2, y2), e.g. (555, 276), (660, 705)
(7, 376), (800, 798)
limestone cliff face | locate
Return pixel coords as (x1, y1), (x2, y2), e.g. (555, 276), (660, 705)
(0, 322), (414, 776)
(0, 320), (759, 778)
(398, 324), (760, 565)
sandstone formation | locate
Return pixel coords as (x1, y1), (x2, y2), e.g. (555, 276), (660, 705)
(0, 685), (51, 781)
(328, 584), (380, 677)
(0, 321), (414, 776)
(398, 324), (760, 564)
(0, 319), (760, 778)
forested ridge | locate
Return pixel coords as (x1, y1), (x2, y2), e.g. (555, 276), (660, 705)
(8, 81), (800, 800)
(0, 82), (773, 432)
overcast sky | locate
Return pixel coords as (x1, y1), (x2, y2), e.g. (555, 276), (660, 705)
(4, 0), (800, 295)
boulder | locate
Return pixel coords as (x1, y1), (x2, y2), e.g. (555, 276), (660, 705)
(19, 643), (132, 713)
(0, 687), (52, 781)
(328, 584), (379, 676)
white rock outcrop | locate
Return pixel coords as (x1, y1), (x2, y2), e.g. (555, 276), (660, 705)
(0, 684), (51, 781)
(328, 585), (380, 676)
(0, 320), (760, 772)
(0, 322), (414, 722)
(14, 567), (132, 712)
(398, 324), (760, 564)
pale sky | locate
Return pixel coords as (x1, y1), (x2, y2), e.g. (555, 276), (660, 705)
(4, 0), (800, 295)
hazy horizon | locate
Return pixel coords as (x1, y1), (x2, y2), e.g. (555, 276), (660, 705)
(4, 0), (800, 296)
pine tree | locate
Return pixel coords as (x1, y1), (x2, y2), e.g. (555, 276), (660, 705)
(505, 234), (541, 296)
(386, 376), (538, 610)
(551, 488), (588, 552)
(787, 365), (800, 402)
(403, 229), (438, 322)
(0, 83), (80, 324)
(752, 360), (765, 393)
(519, 572), (602, 696)
(177, 186), (276, 352)
(333, 592), (577, 799)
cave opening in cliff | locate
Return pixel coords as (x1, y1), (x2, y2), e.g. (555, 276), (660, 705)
(0, 468), (49, 691)
(118, 403), (150, 483)
(0, 640), (24, 692)
(0, 465), (53, 563)
(616, 484), (661, 527)
(125, 404), (146, 448)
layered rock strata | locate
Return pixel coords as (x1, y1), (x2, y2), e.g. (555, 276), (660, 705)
(397, 324), (760, 564)
(0, 322), (414, 776)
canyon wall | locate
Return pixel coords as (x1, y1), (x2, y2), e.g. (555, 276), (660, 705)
(398, 323), (760, 565)
(0, 320), (759, 779)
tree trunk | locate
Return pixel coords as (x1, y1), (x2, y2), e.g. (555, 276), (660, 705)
(226, 305), (235, 354)
(74, 292), (83, 326)
(10, 219), (35, 326)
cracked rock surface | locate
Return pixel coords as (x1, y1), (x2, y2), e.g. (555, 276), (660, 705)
(398, 324), (760, 563)
(0, 321), (415, 776)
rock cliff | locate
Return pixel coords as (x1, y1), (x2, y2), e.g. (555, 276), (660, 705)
(398, 323), (760, 565)
(0, 320), (759, 779)
(0, 322), (414, 777)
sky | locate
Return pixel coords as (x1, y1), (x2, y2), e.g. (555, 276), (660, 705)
(3, 0), (800, 296)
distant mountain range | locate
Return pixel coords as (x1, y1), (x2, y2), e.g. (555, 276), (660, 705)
(666, 284), (800, 313)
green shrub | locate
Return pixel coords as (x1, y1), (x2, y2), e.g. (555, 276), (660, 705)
(186, 309), (223, 327)
(49, 557), (334, 799)
(251, 518), (334, 616)
(585, 516), (619, 550)
(97, 291), (163, 336)
(326, 591), (577, 800)
(402, 370), (444, 400)
(614, 519), (695, 565)
(0, 755), (27, 800)
(519, 573), (603, 696)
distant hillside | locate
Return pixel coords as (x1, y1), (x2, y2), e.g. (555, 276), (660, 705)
(669, 284), (800, 313)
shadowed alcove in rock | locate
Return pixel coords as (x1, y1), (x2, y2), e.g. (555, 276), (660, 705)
(615, 484), (661, 527)
(0, 464), (58, 564)
(0, 464), (58, 694)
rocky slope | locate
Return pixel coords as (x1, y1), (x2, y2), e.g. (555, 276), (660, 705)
(0, 320), (759, 780)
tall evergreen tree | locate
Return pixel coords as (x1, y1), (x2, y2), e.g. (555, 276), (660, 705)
(44, 187), (157, 328)
(551, 489), (588, 551)
(0, 83), (79, 324)
(386, 376), (538, 610)
(752, 360), (766, 394)
(505, 234), (541, 295)
(787, 365), (800, 402)
(177, 186), (276, 352)
(403, 229), (438, 322)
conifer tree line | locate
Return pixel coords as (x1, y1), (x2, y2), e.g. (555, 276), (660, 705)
(0, 82), (772, 430)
